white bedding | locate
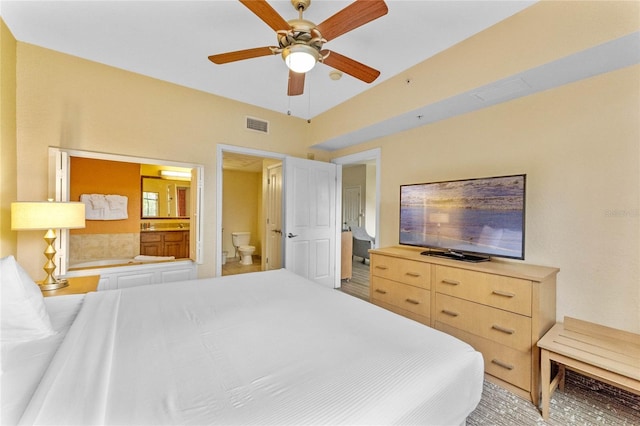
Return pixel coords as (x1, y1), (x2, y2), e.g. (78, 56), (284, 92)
(2, 295), (85, 425)
(18, 269), (484, 425)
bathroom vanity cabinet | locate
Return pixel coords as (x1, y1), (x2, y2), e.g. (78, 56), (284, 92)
(140, 230), (190, 258)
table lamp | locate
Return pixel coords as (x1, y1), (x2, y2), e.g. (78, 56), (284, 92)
(11, 200), (86, 290)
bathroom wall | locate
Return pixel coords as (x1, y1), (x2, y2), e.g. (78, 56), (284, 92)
(70, 157), (141, 233)
(222, 169), (262, 259)
(69, 157), (141, 264)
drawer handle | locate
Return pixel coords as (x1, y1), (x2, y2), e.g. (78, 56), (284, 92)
(492, 324), (515, 335)
(375, 265), (389, 270)
(491, 359), (514, 371)
(441, 279), (460, 286)
(405, 298), (420, 305)
(441, 309), (459, 317)
(491, 359), (515, 370)
(405, 272), (421, 278)
(375, 289), (387, 295)
(492, 290), (516, 298)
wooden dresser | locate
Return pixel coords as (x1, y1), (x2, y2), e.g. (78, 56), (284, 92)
(370, 253), (431, 326)
(370, 246), (558, 404)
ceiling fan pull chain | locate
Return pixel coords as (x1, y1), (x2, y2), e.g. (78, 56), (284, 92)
(307, 79), (312, 123)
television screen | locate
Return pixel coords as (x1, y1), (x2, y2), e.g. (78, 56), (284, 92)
(399, 174), (526, 261)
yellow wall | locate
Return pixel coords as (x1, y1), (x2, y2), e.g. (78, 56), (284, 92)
(13, 42), (314, 278)
(326, 1), (640, 333)
(338, 65), (640, 334)
(222, 170), (262, 257)
(0, 18), (17, 257)
(6, 2), (640, 333)
(311, 1), (640, 145)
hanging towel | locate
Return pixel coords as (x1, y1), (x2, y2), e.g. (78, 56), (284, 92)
(89, 194), (108, 209)
(80, 194), (105, 220)
(133, 255), (175, 262)
(80, 194), (128, 220)
(105, 195), (128, 220)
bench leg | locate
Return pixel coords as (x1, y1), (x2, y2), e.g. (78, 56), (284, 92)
(558, 364), (566, 392)
(541, 348), (552, 420)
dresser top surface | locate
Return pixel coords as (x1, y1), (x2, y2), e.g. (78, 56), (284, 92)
(370, 246), (559, 282)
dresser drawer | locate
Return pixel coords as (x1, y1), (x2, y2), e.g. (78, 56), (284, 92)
(437, 322), (532, 391)
(435, 294), (532, 352)
(435, 265), (532, 316)
(371, 276), (430, 319)
(370, 254), (431, 289)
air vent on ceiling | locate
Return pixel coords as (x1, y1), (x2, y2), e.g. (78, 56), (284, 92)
(245, 116), (269, 134)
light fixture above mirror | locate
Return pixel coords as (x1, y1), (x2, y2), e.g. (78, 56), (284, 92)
(159, 170), (191, 179)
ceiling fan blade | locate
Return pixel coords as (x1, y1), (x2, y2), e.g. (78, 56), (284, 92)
(208, 46), (276, 64)
(288, 70), (305, 96)
(239, 0), (290, 32)
(321, 50), (380, 83)
(317, 0), (388, 42)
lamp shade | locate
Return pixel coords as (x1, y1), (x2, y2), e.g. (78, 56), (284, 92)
(11, 201), (86, 230)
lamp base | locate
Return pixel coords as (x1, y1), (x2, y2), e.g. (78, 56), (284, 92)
(39, 278), (69, 291)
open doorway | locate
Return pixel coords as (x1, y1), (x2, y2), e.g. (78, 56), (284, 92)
(217, 145), (285, 277)
(220, 150), (283, 276)
(332, 149), (381, 298)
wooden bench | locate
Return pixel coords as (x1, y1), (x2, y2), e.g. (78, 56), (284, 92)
(537, 316), (640, 420)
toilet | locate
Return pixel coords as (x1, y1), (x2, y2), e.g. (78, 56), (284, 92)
(231, 232), (255, 265)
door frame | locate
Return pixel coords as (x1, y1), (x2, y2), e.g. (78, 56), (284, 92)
(217, 145), (380, 283)
(216, 144), (285, 276)
(332, 148), (381, 251)
(50, 147), (204, 275)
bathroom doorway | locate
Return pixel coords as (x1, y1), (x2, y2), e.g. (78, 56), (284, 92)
(220, 148), (284, 276)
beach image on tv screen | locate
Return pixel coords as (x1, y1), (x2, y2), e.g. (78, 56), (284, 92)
(400, 175), (525, 258)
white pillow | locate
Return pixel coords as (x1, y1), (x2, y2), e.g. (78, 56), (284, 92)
(1, 255), (55, 342)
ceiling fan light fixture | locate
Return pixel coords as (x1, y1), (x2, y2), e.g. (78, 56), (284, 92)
(283, 44), (318, 73)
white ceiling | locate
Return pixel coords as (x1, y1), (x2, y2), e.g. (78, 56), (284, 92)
(1, 0), (535, 119)
(2, 1), (638, 152)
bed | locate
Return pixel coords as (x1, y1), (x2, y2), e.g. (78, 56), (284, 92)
(1, 255), (484, 425)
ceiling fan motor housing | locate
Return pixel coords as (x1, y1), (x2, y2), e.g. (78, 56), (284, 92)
(209, 0), (387, 94)
(291, 0), (311, 12)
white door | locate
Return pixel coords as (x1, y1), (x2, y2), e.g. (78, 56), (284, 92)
(284, 157), (337, 288)
(266, 164), (283, 270)
(343, 185), (361, 229)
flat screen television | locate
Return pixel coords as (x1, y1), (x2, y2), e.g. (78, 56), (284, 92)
(399, 174), (526, 262)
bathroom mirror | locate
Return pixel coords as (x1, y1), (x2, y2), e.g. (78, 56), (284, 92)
(141, 176), (191, 218)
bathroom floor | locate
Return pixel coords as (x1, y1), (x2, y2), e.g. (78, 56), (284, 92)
(221, 256), (262, 276)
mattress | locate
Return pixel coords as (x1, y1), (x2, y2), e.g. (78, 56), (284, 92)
(18, 269), (484, 425)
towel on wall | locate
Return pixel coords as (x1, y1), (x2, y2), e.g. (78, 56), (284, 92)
(80, 194), (128, 220)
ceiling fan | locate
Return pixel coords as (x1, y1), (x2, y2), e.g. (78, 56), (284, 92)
(208, 0), (388, 96)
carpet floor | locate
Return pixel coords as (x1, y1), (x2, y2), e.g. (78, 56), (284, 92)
(468, 370), (640, 425)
